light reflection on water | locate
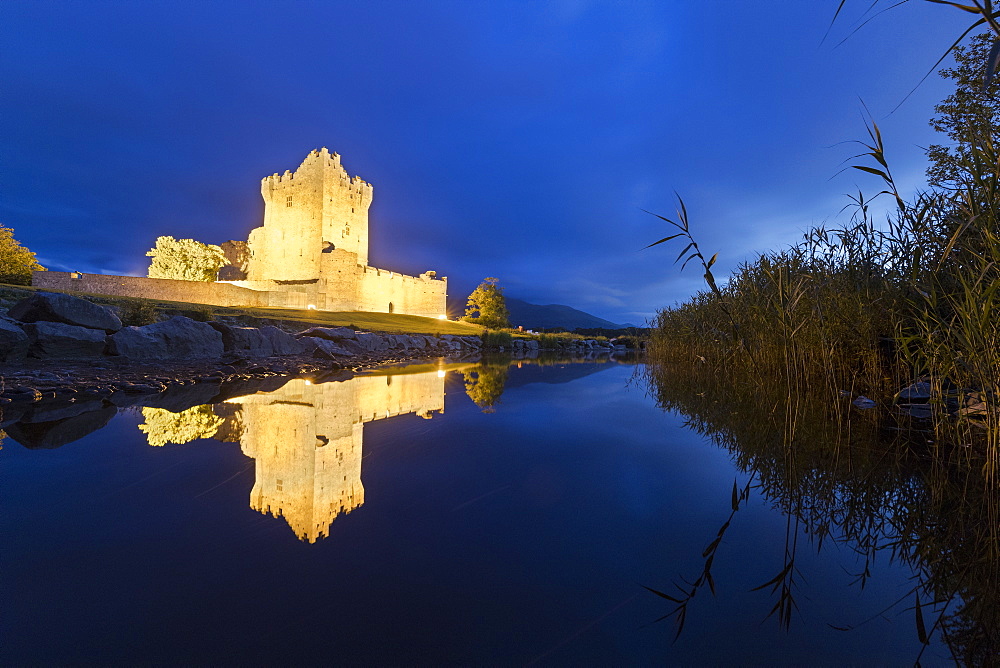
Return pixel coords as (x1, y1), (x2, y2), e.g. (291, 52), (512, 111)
(139, 369), (450, 542)
(1, 357), (958, 664)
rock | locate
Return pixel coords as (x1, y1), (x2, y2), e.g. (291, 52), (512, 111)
(355, 332), (390, 352)
(0, 316), (29, 362)
(2, 387), (43, 402)
(24, 321), (107, 358)
(960, 392), (990, 417)
(302, 336), (353, 359)
(108, 316), (224, 359)
(9, 292), (122, 333)
(896, 381), (932, 402)
(210, 322), (272, 355)
(260, 326), (306, 355)
(852, 396), (877, 409)
(338, 338), (365, 355)
(296, 326), (357, 341)
(107, 326), (165, 358)
(388, 334), (411, 350)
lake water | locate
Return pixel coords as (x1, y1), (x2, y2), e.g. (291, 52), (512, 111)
(2, 358), (973, 664)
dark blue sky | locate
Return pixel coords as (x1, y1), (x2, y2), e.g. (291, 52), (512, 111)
(2, 1), (969, 324)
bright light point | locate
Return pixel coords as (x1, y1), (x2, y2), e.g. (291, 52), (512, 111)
(437, 370), (446, 378)
(307, 304), (317, 310)
(304, 379), (312, 386)
(437, 314), (447, 320)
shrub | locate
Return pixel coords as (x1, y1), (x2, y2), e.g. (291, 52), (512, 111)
(117, 298), (161, 326)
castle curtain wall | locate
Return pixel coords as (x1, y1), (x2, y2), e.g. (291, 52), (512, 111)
(32, 272), (273, 307)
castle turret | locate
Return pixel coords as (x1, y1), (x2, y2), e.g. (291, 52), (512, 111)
(246, 148), (373, 281)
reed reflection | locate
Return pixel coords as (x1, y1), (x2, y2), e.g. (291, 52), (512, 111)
(644, 360), (1000, 663)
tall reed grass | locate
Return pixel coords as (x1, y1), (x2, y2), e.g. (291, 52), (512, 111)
(647, 126), (1000, 470)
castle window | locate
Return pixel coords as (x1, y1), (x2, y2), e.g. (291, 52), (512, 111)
(286, 195), (293, 207)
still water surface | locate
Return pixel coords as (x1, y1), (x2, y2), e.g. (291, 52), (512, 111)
(3, 360), (953, 664)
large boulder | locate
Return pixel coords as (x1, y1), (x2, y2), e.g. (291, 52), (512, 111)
(301, 336), (353, 359)
(24, 321), (107, 358)
(0, 316), (29, 362)
(9, 292), (122, 333)
(260, 326), (306, 355)
(388, 334), (412, 350)
(296, 326), (357, 341)
(108, 316), (224, 359)
(354, 332), (390, 352)
(209, 322), (273, 356)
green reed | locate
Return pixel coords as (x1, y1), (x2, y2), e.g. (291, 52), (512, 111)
(647, 122), (1000, 468)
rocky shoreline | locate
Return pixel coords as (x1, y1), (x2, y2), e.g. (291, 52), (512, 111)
(0, 292), (642, 451)
(0, 291), (484, 403)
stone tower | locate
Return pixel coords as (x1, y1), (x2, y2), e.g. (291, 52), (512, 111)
(246, 147), (373, 281)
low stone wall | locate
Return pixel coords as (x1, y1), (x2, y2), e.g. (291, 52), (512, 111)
(32, 270), (446, 317)
(357, 266), (447, 318)
(33, 272), (271, 308)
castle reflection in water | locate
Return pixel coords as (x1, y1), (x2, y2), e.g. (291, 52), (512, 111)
(138, 368), (448, 542)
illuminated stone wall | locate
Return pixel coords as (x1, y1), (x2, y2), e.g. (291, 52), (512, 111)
(357, 266), (447, 317)
(246, 147), (373, 280)
(32, 271), (273, 307)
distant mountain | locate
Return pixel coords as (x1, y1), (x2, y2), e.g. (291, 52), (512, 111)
(505, 297), (628, 331)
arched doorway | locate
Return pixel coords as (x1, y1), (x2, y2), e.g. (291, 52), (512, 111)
(388, 302), (394, 313)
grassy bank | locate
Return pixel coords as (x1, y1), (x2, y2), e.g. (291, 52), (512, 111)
(0, 284), (483, 336)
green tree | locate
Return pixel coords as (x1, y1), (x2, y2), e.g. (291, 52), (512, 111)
(0, 226), (45, 285)
(926, 32), (1000, 191)
(462, 277), (510, 329)
(146, 235), (227, 282)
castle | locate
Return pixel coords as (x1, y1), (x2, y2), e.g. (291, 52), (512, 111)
(34, 148), (448, 318)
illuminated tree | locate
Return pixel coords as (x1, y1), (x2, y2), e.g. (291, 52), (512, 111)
(462, 277), (510, 329)
(146, 236), (227, 282)
(0, 226), (45, 285)
(138, 405), (223, 447)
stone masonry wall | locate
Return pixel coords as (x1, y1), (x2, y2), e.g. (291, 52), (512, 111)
(247, 147), (373, 281)
(357, 265), (447, 318)
(33, 271), (271, 308)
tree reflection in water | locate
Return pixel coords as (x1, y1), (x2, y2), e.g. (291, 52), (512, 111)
(462, 358), (510, 413)
(644, 361), (1000, 665)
